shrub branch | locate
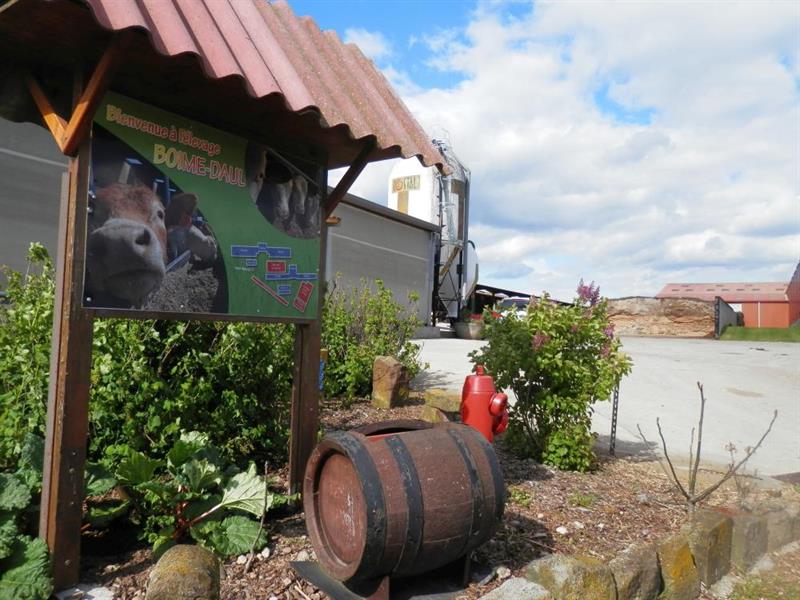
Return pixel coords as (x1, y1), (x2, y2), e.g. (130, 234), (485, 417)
(638, 382), (777, 514)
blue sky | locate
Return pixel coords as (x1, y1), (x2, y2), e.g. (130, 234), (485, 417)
(292, 0), (800, 300)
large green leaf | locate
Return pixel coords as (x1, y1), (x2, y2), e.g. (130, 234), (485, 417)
(0, 537), (53, 600)
(178, 459), (222, 493)
(116, 452), (161, 486)
(0, 512), (16, 560)
(190, 516), (265, 557)
(85, 501), (130, 529)
(214, 515), (266, 556)
(18, 435), (43, 475)
(217, 464), (268, 517)
(0, 474), (30, 512)
(166, 440), (197, 471)
(85, 462), (116, 497)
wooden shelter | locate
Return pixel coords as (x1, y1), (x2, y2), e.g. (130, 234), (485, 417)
(0, 0), (445, 589)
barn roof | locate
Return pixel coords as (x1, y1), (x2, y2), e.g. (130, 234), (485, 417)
(656, 282), (790, 303)
(0, 0), (446, 172)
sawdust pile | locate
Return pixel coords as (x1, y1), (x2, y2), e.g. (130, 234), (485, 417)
(607, 296), (715, 338)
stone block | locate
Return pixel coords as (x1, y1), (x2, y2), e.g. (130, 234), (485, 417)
(784, 502), (800, 540)
(657, 533), (700, 600)
(146, 544), (221, 600)
(609, 542), (662, 600)
(420, 405), (450, 423)
(761, 506), (794, 551)
(479, 577), (554, 600)
(423, 387), (462, 412)
(371, 356), (409, 409)
(684, 509), (732, 585)
(524, 554), (616, 600)
(730, 512), (768, 571)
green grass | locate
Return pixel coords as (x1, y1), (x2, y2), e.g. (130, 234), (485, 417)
(729, 546), (800, 599)
(567, 491), (597, 508)
(721, 324), (800, 343)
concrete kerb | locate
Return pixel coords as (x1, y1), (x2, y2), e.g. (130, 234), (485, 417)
(480, 498), (800, 600)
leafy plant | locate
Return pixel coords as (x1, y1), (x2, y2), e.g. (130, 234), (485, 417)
(322, 278), (425, 401)
(470, 280), (632, 471)
(0, 435), (53, 600)
(2, 248), (428, 472)
(507, 485), (533, 508)
(0, 244), (53, 468)
(1, 245), (295, 470)
(567, 491), (597, 508)
(116, 431), (293, 558)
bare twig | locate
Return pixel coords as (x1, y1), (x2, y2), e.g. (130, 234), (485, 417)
(688, 382), (706, 496)
(636, 424), (675, 484)
(687, 426), (695, 493)
(655, 418), (690, 500)
(244, 460), (269, 573)
(693, 410), (777, 505)
(640, 382), (778, 515)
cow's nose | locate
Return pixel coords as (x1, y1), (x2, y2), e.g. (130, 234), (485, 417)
(134, 228), (151, 247)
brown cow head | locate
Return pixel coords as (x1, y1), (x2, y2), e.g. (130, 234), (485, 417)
(86, 184), (167, 307)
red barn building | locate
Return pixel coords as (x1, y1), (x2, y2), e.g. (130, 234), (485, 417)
(656, 262), (800, 328)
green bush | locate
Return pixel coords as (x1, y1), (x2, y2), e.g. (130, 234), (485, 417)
(1, 245), (294, 470)
(470, 281), (632, 471)
(322, 278), (425, 400)
(0, 434), (53, 600)
(1, 247), (427, 471)
(0, 245), (54, 468)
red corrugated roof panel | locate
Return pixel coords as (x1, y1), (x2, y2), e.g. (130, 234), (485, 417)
(656, 283), (789, 303)
(82, 0), (445, 171)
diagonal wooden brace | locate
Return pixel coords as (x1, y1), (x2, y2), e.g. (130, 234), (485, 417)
(325, 138), (376, 218)
(25, 31), (134, 156)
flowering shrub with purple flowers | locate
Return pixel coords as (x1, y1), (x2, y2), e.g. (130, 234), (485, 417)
(469, 281), (632, 471)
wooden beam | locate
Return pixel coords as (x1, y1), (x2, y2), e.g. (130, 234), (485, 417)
(325, 139), (376, 218)
(39, 136), (94, 590)
(288, 319), (322, 495)
(25, 32), (132, 156)
(288, 178), (329, 495)
(62, 32), (133, 156)
(24, 74), (67, 147)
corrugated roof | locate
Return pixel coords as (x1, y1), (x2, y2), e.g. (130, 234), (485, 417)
(656, 283), (789, 303)
(0, 0), (446, 172)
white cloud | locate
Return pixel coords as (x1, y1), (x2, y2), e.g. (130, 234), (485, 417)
(344, 27), (393, 60)
(345, 1), (800, 299)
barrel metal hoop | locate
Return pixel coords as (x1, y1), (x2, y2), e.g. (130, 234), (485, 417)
(445, 427), (484, 556)
(329, 432), (388, 580)
(385, 435), (424, 574)
(474, 432), (506, 521)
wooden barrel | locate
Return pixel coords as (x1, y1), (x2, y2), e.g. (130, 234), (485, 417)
(303, 420), (505, 582)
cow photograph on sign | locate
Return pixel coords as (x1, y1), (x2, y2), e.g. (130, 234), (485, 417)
(84, 92), (322, 319)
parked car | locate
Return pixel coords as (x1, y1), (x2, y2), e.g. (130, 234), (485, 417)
(498, 296), (531, 318)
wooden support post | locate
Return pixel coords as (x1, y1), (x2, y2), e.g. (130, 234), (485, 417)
(288, 208), (328, 495)
(39, 136), (94, 589)
(288, 319), (322, 495)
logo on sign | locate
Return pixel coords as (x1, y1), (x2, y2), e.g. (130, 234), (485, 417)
(392, 175), (420, 193)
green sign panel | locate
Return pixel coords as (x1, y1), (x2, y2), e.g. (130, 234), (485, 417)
(85, 91), (321, 320)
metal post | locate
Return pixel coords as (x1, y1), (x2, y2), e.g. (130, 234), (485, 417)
(609, 385), (620, 456)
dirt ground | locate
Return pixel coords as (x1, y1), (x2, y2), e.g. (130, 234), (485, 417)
(80, 396), (798, 599)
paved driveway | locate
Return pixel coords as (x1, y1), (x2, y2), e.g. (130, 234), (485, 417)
(411, 336), (800, 477)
